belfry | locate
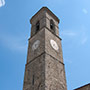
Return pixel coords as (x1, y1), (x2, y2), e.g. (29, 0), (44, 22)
(23, 7), (67, 90)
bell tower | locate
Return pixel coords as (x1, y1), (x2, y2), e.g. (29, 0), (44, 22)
(23, 7), (67, 90)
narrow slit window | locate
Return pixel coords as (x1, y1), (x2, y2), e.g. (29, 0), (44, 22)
(32, 75), (34, 85)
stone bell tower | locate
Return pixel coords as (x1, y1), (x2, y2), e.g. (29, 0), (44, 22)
(23, 7), (67, 90)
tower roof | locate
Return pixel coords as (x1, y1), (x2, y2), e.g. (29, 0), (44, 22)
(30, 7), (60, 24)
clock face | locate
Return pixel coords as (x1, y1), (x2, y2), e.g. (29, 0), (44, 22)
(50, 39), (59, 51)
(32, 40), (40, 51)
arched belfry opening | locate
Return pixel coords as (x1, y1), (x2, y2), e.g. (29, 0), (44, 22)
(35, 21), (40, 34)
(50, 19), (55, 33)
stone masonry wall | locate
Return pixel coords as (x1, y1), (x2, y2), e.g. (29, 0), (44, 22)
(45, 53), (67, 90)
(23, 54), (45, 90)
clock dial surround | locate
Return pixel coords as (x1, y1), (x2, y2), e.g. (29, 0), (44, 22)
(50, 39), (59, 51)
(32, 40), (40, 51)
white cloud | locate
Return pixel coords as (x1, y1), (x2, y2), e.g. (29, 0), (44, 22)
(0, 0), (5, 7)
(61, 31), (77, 37)
(64, 58), (72, 64)
(79, 27), (88, 45)
(81, 37), (88, 45)
(0, 32), (28, 53)
(63, 57), (73, 65)
(82, 8), (88, 14)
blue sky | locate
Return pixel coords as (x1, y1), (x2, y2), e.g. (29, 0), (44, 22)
(0, 0), (90, 90)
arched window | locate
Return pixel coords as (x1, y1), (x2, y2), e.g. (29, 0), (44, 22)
(50, 20), (55, 33)
(36, 21), (40, 34)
